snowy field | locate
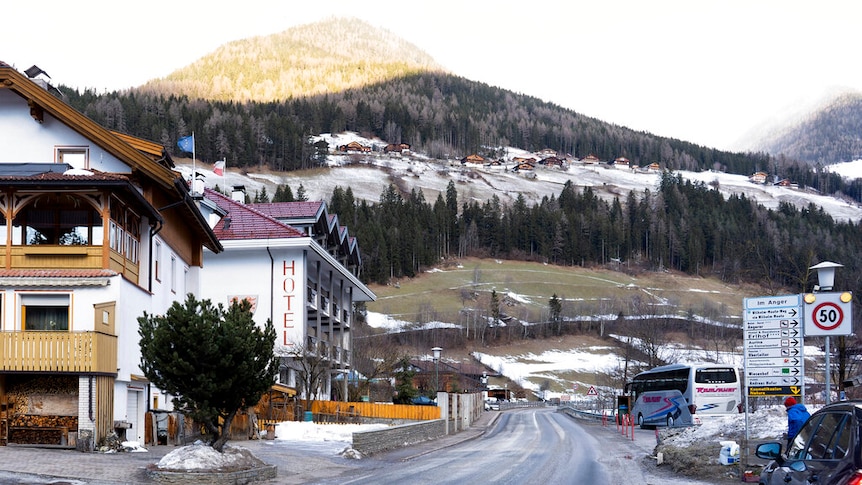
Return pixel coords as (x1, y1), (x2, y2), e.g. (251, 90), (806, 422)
(180, 131), (862, 223)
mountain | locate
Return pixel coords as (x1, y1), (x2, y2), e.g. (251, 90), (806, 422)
(741, 90), (862, 165)
(64, 17), (769, 178)
(138, 17), (445, 102)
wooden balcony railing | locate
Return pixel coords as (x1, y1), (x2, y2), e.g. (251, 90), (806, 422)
(0, 331), (118, 374)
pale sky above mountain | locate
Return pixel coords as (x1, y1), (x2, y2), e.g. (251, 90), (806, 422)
(6, 0), (862, 152)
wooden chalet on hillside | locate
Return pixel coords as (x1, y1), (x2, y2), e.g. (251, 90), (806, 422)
(512, 160), (536, 172)
(539, 156), (565, 169)
(383, 143), (410, 154)
(581, 154), (601, 164)
(337, 141), (371, 153)
(614, 157), (631, 169)
(461, 154), (485, 166)
(750, 171), (768, 184)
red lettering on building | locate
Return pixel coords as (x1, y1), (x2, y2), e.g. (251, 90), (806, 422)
(279, 259), (298, 346)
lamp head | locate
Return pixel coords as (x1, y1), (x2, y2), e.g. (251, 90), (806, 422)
(810, 261), (843, 291)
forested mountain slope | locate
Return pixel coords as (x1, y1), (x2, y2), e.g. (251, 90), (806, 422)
(138, 17), (444, 102)
(61, 18), (776, 178)
(749, 91), (862, 166)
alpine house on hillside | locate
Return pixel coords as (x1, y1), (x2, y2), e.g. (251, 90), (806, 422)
(0, 62), (222, 450)
(198, 187), (375, 403)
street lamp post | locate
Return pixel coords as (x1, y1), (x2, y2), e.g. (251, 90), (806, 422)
(432, 347), (442, 393)
(809, 261), (843, 405)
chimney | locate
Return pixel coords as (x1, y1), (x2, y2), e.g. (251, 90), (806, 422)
(231, 185), (246, 203)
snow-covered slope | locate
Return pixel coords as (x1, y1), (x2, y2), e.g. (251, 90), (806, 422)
(180, 132), (862, 223)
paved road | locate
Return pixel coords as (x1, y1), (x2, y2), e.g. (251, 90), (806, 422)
(0, 408), (714, 484)
(322, 407), (613, 484)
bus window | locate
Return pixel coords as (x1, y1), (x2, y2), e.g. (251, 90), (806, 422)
(695, 368), (737, 384)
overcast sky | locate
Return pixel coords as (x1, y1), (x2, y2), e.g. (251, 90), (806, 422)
(5, 0), (861, 151)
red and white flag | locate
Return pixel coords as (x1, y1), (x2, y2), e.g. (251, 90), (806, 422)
(213, 160), (225, 176)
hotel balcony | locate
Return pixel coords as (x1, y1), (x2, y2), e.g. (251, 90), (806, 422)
(0, 331), (118, 374)
(307, 284), (351, 329)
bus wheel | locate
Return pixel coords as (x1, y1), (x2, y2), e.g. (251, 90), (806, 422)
(666, 414), (674, 427)
(637, 414), (644, 427)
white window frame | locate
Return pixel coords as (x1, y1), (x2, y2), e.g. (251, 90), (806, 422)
(55, 146), (89, 169)
(154, 240), (162, 282)
(170, 255), (177, 293)
(19, 293), (72, 331)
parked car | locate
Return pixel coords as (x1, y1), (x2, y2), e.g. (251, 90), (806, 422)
(756, 401), (862, 485)
(411, 395), (437, 406)
(485, 399), (500, 411)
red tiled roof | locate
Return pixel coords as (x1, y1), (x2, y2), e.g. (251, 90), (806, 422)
(0, 168), (130, 183)
(249, 201), (324, 219)
(204, 189), (306, 240)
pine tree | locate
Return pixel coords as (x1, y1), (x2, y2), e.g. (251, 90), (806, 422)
(138, 295), (278, 452)
(392, 357), (418, 404)
(256, 185), (270, 203)
(273, 184), (295, 202)
(549, 294), (563, 336)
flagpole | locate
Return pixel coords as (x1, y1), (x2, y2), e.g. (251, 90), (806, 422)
(192, 131), (196, 195)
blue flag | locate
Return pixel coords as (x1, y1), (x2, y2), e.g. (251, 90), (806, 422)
(177, 135), (194, 153)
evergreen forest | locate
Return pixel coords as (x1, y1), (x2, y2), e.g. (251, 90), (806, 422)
(319, 172), (862, 293)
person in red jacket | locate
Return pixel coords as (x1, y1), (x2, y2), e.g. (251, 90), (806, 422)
(784, 396), (810, 442)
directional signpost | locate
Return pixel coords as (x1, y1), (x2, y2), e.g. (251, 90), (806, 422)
(744, 295), (803, 397)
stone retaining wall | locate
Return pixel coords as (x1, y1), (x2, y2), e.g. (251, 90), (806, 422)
(147, 465), (277, 484)
(352, 419), (446, 455)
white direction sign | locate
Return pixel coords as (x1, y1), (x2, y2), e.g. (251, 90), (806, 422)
(743, 295), (804, 396)
(803, 292), (853, 336)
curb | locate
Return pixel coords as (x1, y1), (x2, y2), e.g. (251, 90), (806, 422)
(399, 411), (501, 461)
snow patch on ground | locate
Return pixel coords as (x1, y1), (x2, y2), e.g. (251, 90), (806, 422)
(157, 442), (267, 471)
(155, 421), (390, 471)
(664, 405), (804, 448)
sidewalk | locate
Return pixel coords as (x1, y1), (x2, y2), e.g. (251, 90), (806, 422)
(0, 411), (501, 484)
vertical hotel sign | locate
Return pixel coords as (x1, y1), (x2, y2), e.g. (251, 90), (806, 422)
(277, 258), (301, 351)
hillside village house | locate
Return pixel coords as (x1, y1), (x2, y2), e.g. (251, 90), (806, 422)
(750, 171), (768, 184)
(460, 154), (485, 166)
(0, 63), (222, 449)
(197, 187), (375, 404)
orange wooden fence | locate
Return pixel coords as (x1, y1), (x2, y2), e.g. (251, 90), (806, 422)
(311, 400), (440, 421)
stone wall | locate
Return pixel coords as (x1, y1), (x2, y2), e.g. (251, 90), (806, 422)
(352, 419), (446, 455)
(148, 465), (277, 484)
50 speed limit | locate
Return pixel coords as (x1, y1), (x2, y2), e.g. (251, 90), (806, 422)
(812, 302), (843, 331)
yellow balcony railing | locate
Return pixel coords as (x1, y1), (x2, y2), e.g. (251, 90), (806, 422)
(0, 331), (118, 374)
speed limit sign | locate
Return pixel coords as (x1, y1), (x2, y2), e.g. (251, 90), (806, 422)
(804, 292), (853, 336)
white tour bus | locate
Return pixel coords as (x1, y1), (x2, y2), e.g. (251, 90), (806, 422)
(624, 363), (742, 428)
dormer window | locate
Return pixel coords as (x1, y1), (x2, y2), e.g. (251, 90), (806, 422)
(56, 147), (89, 170)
